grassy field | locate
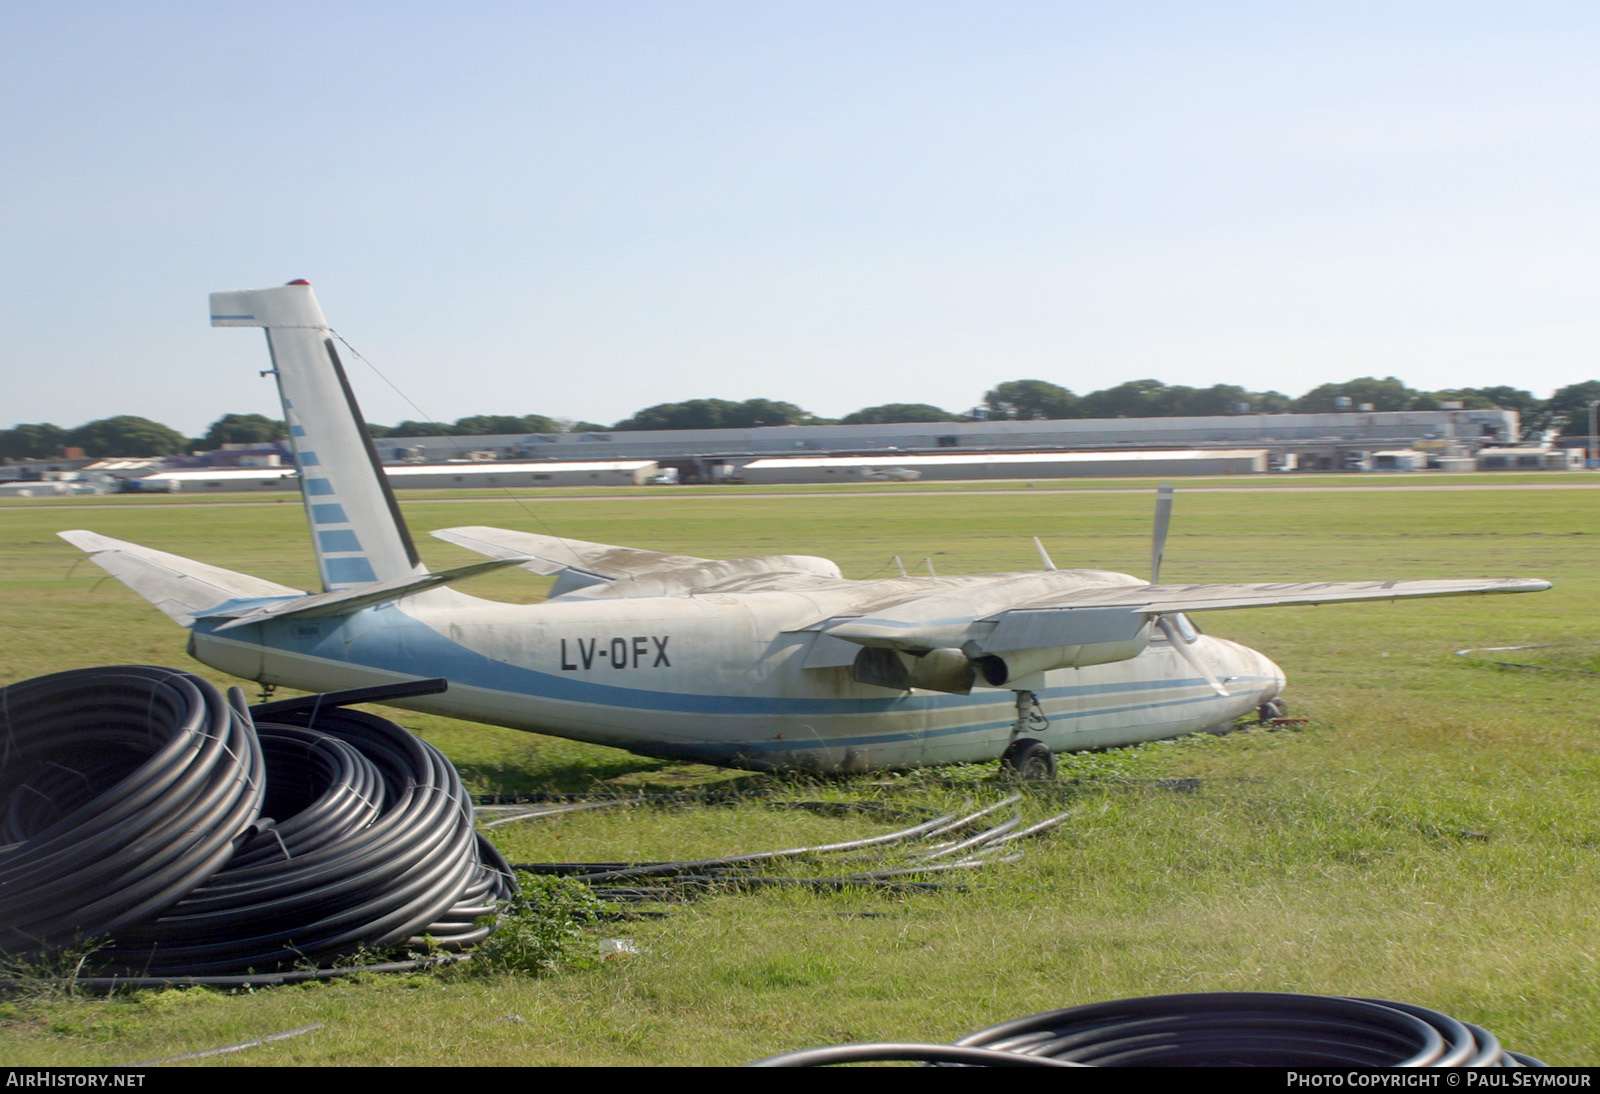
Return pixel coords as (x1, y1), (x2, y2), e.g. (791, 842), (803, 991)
(1, 477), (1597, 1065)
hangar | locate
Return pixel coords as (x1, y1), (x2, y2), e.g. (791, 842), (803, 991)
(131, 460), (661, 493)
(739, 450), (1271, 483)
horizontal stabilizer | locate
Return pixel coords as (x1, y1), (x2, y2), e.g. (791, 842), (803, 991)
(203, 557), (533, 631)
(432, 526), (708, 579)
(59, 530), (304, 626)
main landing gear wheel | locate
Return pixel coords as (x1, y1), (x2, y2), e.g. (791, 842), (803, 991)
(1000, 739), (1057, 781)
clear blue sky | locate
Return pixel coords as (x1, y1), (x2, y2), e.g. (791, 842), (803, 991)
(3, 1), (1597, 435)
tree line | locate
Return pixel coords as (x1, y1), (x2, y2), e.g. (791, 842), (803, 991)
(7, 376), (1600, 460)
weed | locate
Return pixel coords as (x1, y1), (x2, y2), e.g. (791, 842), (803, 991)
(465, 873), (609, 976)
(0, 940), (107, 1003)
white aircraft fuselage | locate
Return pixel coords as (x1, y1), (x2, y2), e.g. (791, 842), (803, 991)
(189, 579), (1283, 772)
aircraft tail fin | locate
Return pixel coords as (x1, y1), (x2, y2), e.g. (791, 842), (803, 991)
(210, 281), (422, 591)
(59, 530), (304, 626)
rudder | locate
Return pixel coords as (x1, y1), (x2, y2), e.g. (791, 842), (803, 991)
(211, 281), (423, 590)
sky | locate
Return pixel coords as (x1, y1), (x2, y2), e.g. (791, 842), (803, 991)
(3, 1), (1598, 436)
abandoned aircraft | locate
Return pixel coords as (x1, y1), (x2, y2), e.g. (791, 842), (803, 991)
(60, 281), (1551, 777)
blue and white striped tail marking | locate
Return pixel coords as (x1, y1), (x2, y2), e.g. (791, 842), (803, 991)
(211, 281), (422, 591)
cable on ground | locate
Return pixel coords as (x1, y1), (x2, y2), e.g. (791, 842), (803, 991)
(749, 992), (1546, 1067)
(510, 793), (1075, 902)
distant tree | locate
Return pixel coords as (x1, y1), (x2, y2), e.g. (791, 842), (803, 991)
(1078, 379), (1171, 419)
(721, 399), (821, 428)
(1430, 388), (1499, 410)
(1466, 386), (1543, 417)
(1290, 377), (1432, 413)
(68, 416), (189, 457)
(614, 400), (733, 431)
(453, 414), (563, 435)
(564, 421), (611, 434)
(1433, 386), (1544, 438)
(1174, 384), (1250, 416)
(840, 403), (963, 425)
(1250, 390), (1295, 414)
(1165, 384), (1242, 416)
(201, 413), (285, 449)
(0, 423), (69, 460)
(984, 380), (1078, 420)
(388, 420), (455, 437)
(1152, 384), (1200, 415)
(1537, 380), (1600, 437)
(452, 415), (517, 435)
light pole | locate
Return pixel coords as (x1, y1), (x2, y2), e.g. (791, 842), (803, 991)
(1590, 400), (1598, 470)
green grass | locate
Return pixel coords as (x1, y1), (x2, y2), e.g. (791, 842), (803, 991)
(1, 481), (1597, 1064)
(6, 466), (1597, 510)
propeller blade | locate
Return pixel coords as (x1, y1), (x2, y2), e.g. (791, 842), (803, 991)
(1151, 483), (1174, 584)
(1158, 615), (1229, 697)
(1033, 536), (1057, 571)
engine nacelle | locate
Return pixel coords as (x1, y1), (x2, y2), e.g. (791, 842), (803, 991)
(852, 646), (976, 694)
(967, 616), (1152, 687)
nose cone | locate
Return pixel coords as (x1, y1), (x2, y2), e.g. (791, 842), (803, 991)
(1207, 636), (1287, 702)
(1255, 649), (1288, 702)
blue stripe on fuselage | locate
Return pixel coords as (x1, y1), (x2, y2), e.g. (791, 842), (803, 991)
(198, 604), (1269, 724)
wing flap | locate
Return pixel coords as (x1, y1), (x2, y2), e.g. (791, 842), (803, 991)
(984, 607), (1150, 652)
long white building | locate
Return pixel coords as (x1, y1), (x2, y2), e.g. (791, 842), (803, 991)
(377, 408), (1519, 480)
(133, 460), (660, 493)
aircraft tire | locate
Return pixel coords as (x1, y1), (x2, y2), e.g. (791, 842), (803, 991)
(1000, 739), (1057, 780)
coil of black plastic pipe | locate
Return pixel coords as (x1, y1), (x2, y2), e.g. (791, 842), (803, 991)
(748, 993), (1547, 1066)
(0, 666), (266, 958)
(0, 666), (513, 982)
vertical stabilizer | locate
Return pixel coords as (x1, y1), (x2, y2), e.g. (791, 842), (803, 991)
(210, 281), (423, 590)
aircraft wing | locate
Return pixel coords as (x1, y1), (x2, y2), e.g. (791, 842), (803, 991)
(432, 526), (709, 579)
(819, 576), (1551, 656)
(1017, 577), (1553, 616)
(435, 525), (847, 597)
